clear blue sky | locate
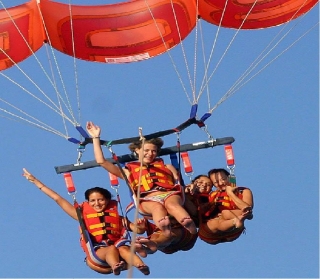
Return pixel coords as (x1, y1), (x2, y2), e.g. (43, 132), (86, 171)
(0, 0), (318, 278)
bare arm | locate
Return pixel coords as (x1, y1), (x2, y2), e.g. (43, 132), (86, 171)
(226, 186), (254, 210)
(23, 168), (78, 220)
(86, 121), (126, 179)
(166, 164), (180, 181)
(122, 217), (146, 234)
(185, 182), (198, 195)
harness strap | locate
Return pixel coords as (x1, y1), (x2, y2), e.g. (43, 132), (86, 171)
(224, 144), (236, 187)
(181, 151), (194, 184)
(181, 152), (193, 174)
(63, 173), (90, 243)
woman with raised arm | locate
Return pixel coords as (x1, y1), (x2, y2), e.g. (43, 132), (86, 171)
(86, 121), (197, 238)
(22, 168), (150, 276)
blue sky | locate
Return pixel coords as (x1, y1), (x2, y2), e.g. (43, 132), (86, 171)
(0, 0), (319, 278)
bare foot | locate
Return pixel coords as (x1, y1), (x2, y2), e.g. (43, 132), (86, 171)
(242, 206), (253, 220)
(134, 242), (147, 258)
(233, 211), (248, 229)
(112, 261), (125, 276)
(158, 216), (171, 237)
(136, 264), (150, 275)
(136, 237), (158, 254)
(180, 216), (197, 234)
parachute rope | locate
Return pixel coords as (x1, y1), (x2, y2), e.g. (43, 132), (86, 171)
(197, 0), (260, 103)
(198, 19), (212, 111)
(0, 1), (81, 139)
(0, 104), (68, 139)
(67, 0), (82, 128)
(144, 0), (193, 105)
(0, 71), (76, 125)
(37, 1), (79, 126)
(209, 21), (319, 113)
(0, 0), (317, 147)
(0, 0), (78, 134)
(0, 48), (70, 119)
(201, 0), (314, 113)
(192, 0), (200, 102)
(43, 44), (69, 137)
(169, 0), (196, 99)
(196, 0), (229, 105)
(0, 1), (59, 90)
(127, 128), (145, 278)
(208, 1), (318, 114)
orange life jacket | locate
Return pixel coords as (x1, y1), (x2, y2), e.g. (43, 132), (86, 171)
(80, 200), (123, 244)
(126, 158), (175, 193)
(208, 187), (246, 211)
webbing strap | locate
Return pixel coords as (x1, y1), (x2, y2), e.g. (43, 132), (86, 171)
(64, 173), (76, 193)
(224, 144), (236, 187)
(181, 152), (193, 174)
(63, 173), (89, 243)
(108, 172), (119, 187)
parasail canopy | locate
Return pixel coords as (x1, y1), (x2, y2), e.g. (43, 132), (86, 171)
(0, 0), (318, 70)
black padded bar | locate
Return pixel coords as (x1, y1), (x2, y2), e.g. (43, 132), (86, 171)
(55, 137), (235, 174)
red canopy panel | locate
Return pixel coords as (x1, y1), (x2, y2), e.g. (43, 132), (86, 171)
(39, 0), (197, 63)
(0, 0), (44, 70)
(198, 0), (319, 29)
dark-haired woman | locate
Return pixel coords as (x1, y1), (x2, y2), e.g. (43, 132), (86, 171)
(198, 168), (254, 244)
(22, 168), (150, 276)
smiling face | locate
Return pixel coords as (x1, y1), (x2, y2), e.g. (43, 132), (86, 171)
(209, 171), (229, 190)
(195, 176), (213, 194)
(88, 192), (109, 213)
(136, 143), (158, 164)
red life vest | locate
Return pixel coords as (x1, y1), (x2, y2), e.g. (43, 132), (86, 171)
(126, 158), (175, 193)
(209, 187), (246, 211)
(80, 200), (123, 244)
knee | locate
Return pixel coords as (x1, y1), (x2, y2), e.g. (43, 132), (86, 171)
(118, 245), (130, 253)
(221, 210), (232, 219)
(165, 202), (182, 213)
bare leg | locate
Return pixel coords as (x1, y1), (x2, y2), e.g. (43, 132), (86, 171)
(221, 207), (253, 221)
(205, 217), (221, 234)
(207, 212), (247, 233)
(165, 195), (197, 234)
(95, 246), (125, 276)
(157, 216), (171, 237)
(140, 201), (171, 237)
(118, 246), (150, 275)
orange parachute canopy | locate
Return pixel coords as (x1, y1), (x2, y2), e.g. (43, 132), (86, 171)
(39, 0), (197, 63)
(198, 0), (318, 29)
(0, 0), (318, 70)
(0, 0), (44, 70)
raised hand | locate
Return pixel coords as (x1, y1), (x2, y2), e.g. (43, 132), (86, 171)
(86, 121), (101, 138)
